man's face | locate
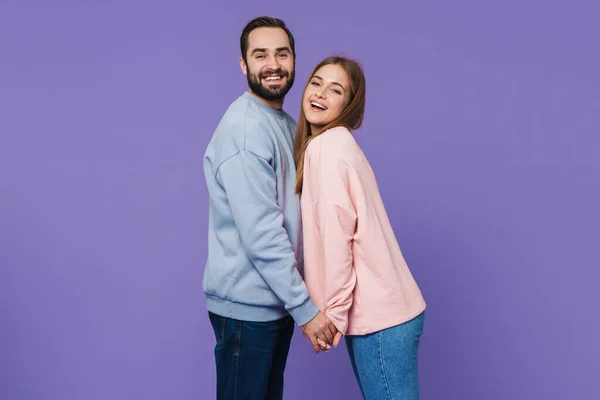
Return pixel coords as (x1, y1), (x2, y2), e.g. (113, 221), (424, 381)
(240, 27), (295, 101)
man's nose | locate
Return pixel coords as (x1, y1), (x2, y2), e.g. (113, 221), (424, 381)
(266, 55), (278, 70)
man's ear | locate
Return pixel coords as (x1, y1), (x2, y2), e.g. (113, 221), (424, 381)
(239, 57), (247, 75)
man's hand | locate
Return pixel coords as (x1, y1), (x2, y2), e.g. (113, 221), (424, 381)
(301, 311), (338, 353)
(317, 331), (342, 353)
(317, 332), (343, 352)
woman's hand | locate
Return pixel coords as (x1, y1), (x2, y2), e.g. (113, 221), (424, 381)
(317, 332), (343, 352)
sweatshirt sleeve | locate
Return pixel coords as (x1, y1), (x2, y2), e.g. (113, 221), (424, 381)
(311, 159), (357, 335)
(217, 150), (319, 326)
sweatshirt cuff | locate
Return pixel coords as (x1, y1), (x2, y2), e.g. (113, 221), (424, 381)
(288, 297), (319, 327)
(327, 312), (348, 336)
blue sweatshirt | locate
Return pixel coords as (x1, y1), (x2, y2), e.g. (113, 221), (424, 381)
(202, 91), (319, 326)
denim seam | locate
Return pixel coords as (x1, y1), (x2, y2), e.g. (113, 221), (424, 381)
(378, 332), (391, 399)
(232, 320), (242, 396)
(218, 316), (225, 346)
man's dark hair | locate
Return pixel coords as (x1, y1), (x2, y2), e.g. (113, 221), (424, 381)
(240, 16), (295, 62)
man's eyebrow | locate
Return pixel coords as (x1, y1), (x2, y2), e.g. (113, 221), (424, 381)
(312, 74), (346, 90)
(250, 47), (292, 55)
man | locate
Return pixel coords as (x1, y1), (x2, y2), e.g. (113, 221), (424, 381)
(202, 16), (338, 399)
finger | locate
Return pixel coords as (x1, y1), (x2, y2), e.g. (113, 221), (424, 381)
(333, 332), (342, 347)
(317, 331), (332, 347)
(321, 327), (334, 345)
(317, 338), (331, 351)
(326, 321), (338, 341)
(309, 336), (320, 353)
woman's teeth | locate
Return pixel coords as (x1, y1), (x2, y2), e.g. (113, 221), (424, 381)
(311, 101), (326, 110)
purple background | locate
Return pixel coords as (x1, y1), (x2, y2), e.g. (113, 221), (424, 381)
(1, 1), (599, 399)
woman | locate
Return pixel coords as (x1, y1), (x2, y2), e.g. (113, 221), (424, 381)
(294, 56), (427, 399)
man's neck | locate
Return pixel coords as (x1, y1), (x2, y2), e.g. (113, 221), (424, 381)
(247, 89), (284, 111)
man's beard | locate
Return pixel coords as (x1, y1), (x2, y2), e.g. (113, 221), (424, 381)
(247, 66), (295, 101)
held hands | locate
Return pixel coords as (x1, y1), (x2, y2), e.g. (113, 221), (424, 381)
(317, 332), (343, 352)
(300, 311), (343, 353)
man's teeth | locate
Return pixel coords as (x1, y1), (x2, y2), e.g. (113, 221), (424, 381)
(311, 102), (326, 110)
(265, 76), (282, 81)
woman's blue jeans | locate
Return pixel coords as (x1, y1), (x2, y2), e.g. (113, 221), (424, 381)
(345, 312), (425, 399)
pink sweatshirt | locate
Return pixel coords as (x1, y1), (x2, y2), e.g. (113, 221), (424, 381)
(300, 126), (426, 336)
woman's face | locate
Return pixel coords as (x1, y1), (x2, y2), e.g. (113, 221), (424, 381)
(303, 63), (351, 132)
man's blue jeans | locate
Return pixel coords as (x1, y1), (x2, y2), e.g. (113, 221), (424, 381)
(345, 312), (425, 399)
(208, 312), (294, 400)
